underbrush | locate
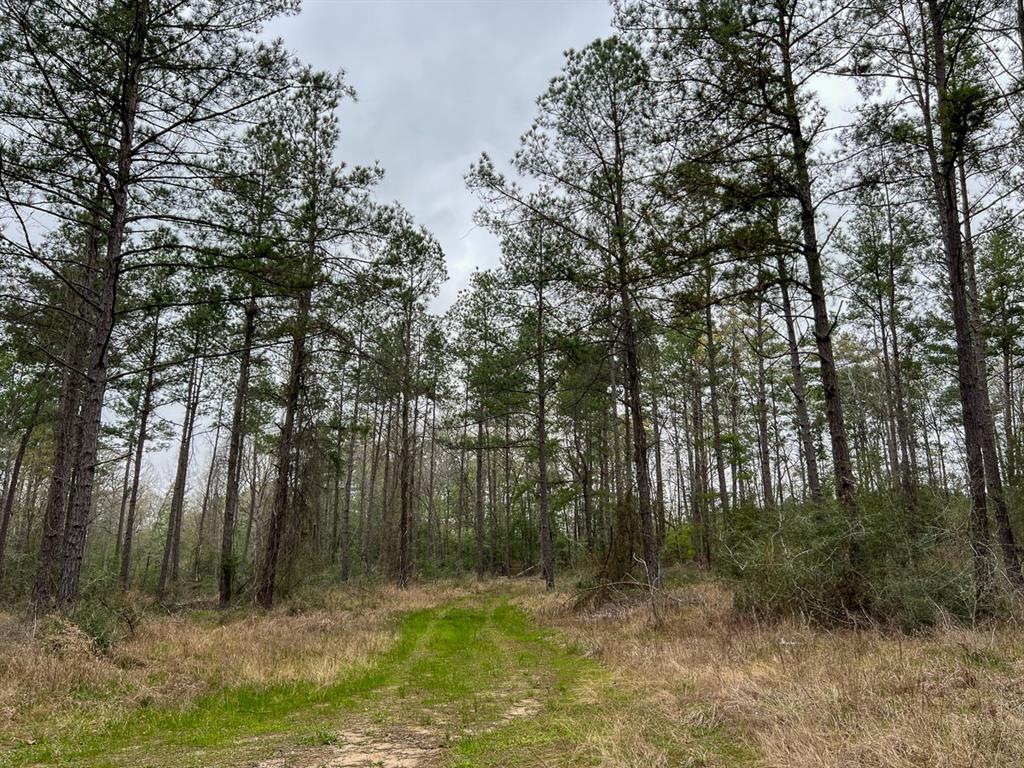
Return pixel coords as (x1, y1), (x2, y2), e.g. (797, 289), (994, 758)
(720, 491), (1022, 629)
(3, 573), (1022, 768)
(0, 582), (463, 755)
(518, 572), (1024, 768)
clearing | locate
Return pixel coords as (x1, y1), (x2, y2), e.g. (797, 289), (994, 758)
(1, 577), (1020, 767)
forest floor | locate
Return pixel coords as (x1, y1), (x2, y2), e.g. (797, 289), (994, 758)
(1, 573), (1022, 767)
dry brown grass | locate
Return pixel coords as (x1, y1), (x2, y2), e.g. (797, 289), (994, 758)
(515, 577), (1024, 768)
(0, 581), (473, 747)
(5, 576), (1022, 767)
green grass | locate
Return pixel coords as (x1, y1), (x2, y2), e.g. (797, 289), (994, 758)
(3, 594), (756, 768)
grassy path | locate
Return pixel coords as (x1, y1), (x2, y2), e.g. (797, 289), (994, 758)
(3, 595), (754, 768)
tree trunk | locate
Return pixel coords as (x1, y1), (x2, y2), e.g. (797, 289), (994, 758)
(575, 424), (595, 554)
(502, 415), (511, 575)
(705, 291), (730, 522)
(426, 400), (439, 568)
(219, 298), (256, 606)
(611, 116), (658, 584)
(609, 353), (624, 508)
(363, 401), (384, 572)
(119, 313), (160, 590)
(256, 288), (309, 608)
(340, 336), (363, 581)
(1004, 346), (1015, 486)
(475, 411), (485, 581)
(618, 293), (658, 583)
(456, 393), (468, 571)
(243, 438), (265, 569)
(355, 401), (375, 574)
(398, 311), (414, 588)
(378, 399), (396, 570)
(55, 1), (148, 611)
(777, 14), (857, 515)
(33, 196), (99, 610)
(537, 277), (554, 589)
(488, 428), (498, 574)
(114, 402), (139, 565)
(958, 161), (1023, 587)
(0, 416), (37, 580)
(925, 0), (995, 601)
(690, 373), (710, 567)
(881, 184), (918, 511)
(603, 352), (637, 582)
(57, 263), (116, 610)
(193, 393), (225, 581)
(755, 296), (775, 509)
(158, 348), (201, 598)
(776, 252), (822, 502)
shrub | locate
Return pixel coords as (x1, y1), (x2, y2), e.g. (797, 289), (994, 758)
(722, 492), (993, 629)
(662, 523), (695, 564)
(69, 592), (143, 652)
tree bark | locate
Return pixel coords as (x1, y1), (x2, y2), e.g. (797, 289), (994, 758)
(398, 310), (414, 588)
(924, 0), (995, 600)
(777, 10), (857, 515)
(1004, 346), (1015, 486)
(958, 162), (1023, 586)
(880, 183), (918, 511)
(617, 277), (658, 584)
(340, 336), (363, 581)
(475, 411), (486, 581)
(456, 402), (468, 571)
(502, 414), (511, 575)
(193, 393), (225, 581)
(776, 251), (822, 502)
(690, 373), (710, 567)
(755, 296), (775, 509)
(119, 313), (160, 590)
(363, 401), (384, 572)
(55, 0), (149, 612)
(537, 272), (554, 589)
(705, 289), (730, 522)
(219, 297), (256, 606)
(158, 348), (201, 598)
(33, 245), (88, 607)
(426, 400), (439, 568)
(610, 112), (659, 584)
(114, 402), (139, 565)
(0, 415), (37, 580)
(256, 288), (309, 608)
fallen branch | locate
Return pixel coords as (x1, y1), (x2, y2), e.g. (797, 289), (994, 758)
(512, 563), (540, 579)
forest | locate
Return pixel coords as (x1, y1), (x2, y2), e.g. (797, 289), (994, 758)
(1, 1), (1023, 766)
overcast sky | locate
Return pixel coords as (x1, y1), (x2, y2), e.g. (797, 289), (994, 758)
(140, 2), (614, 486)
(263, 0), (614, 310)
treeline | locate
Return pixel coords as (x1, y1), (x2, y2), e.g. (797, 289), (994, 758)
(1, 0), (1023, 626)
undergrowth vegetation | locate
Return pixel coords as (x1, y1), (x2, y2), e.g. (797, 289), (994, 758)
(520, 574), (1024, 768)
(0, 583), (463, 764)
(721, 492), (1024, 629)
(1, 575), (1021, 767)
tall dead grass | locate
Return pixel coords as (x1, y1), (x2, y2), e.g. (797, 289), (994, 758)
(0, 581), (472, 747)
(517, 578), (1024, 768)
(5, 576), (1021, 767)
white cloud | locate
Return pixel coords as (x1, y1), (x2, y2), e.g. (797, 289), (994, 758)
(264, 0), (614, 310)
